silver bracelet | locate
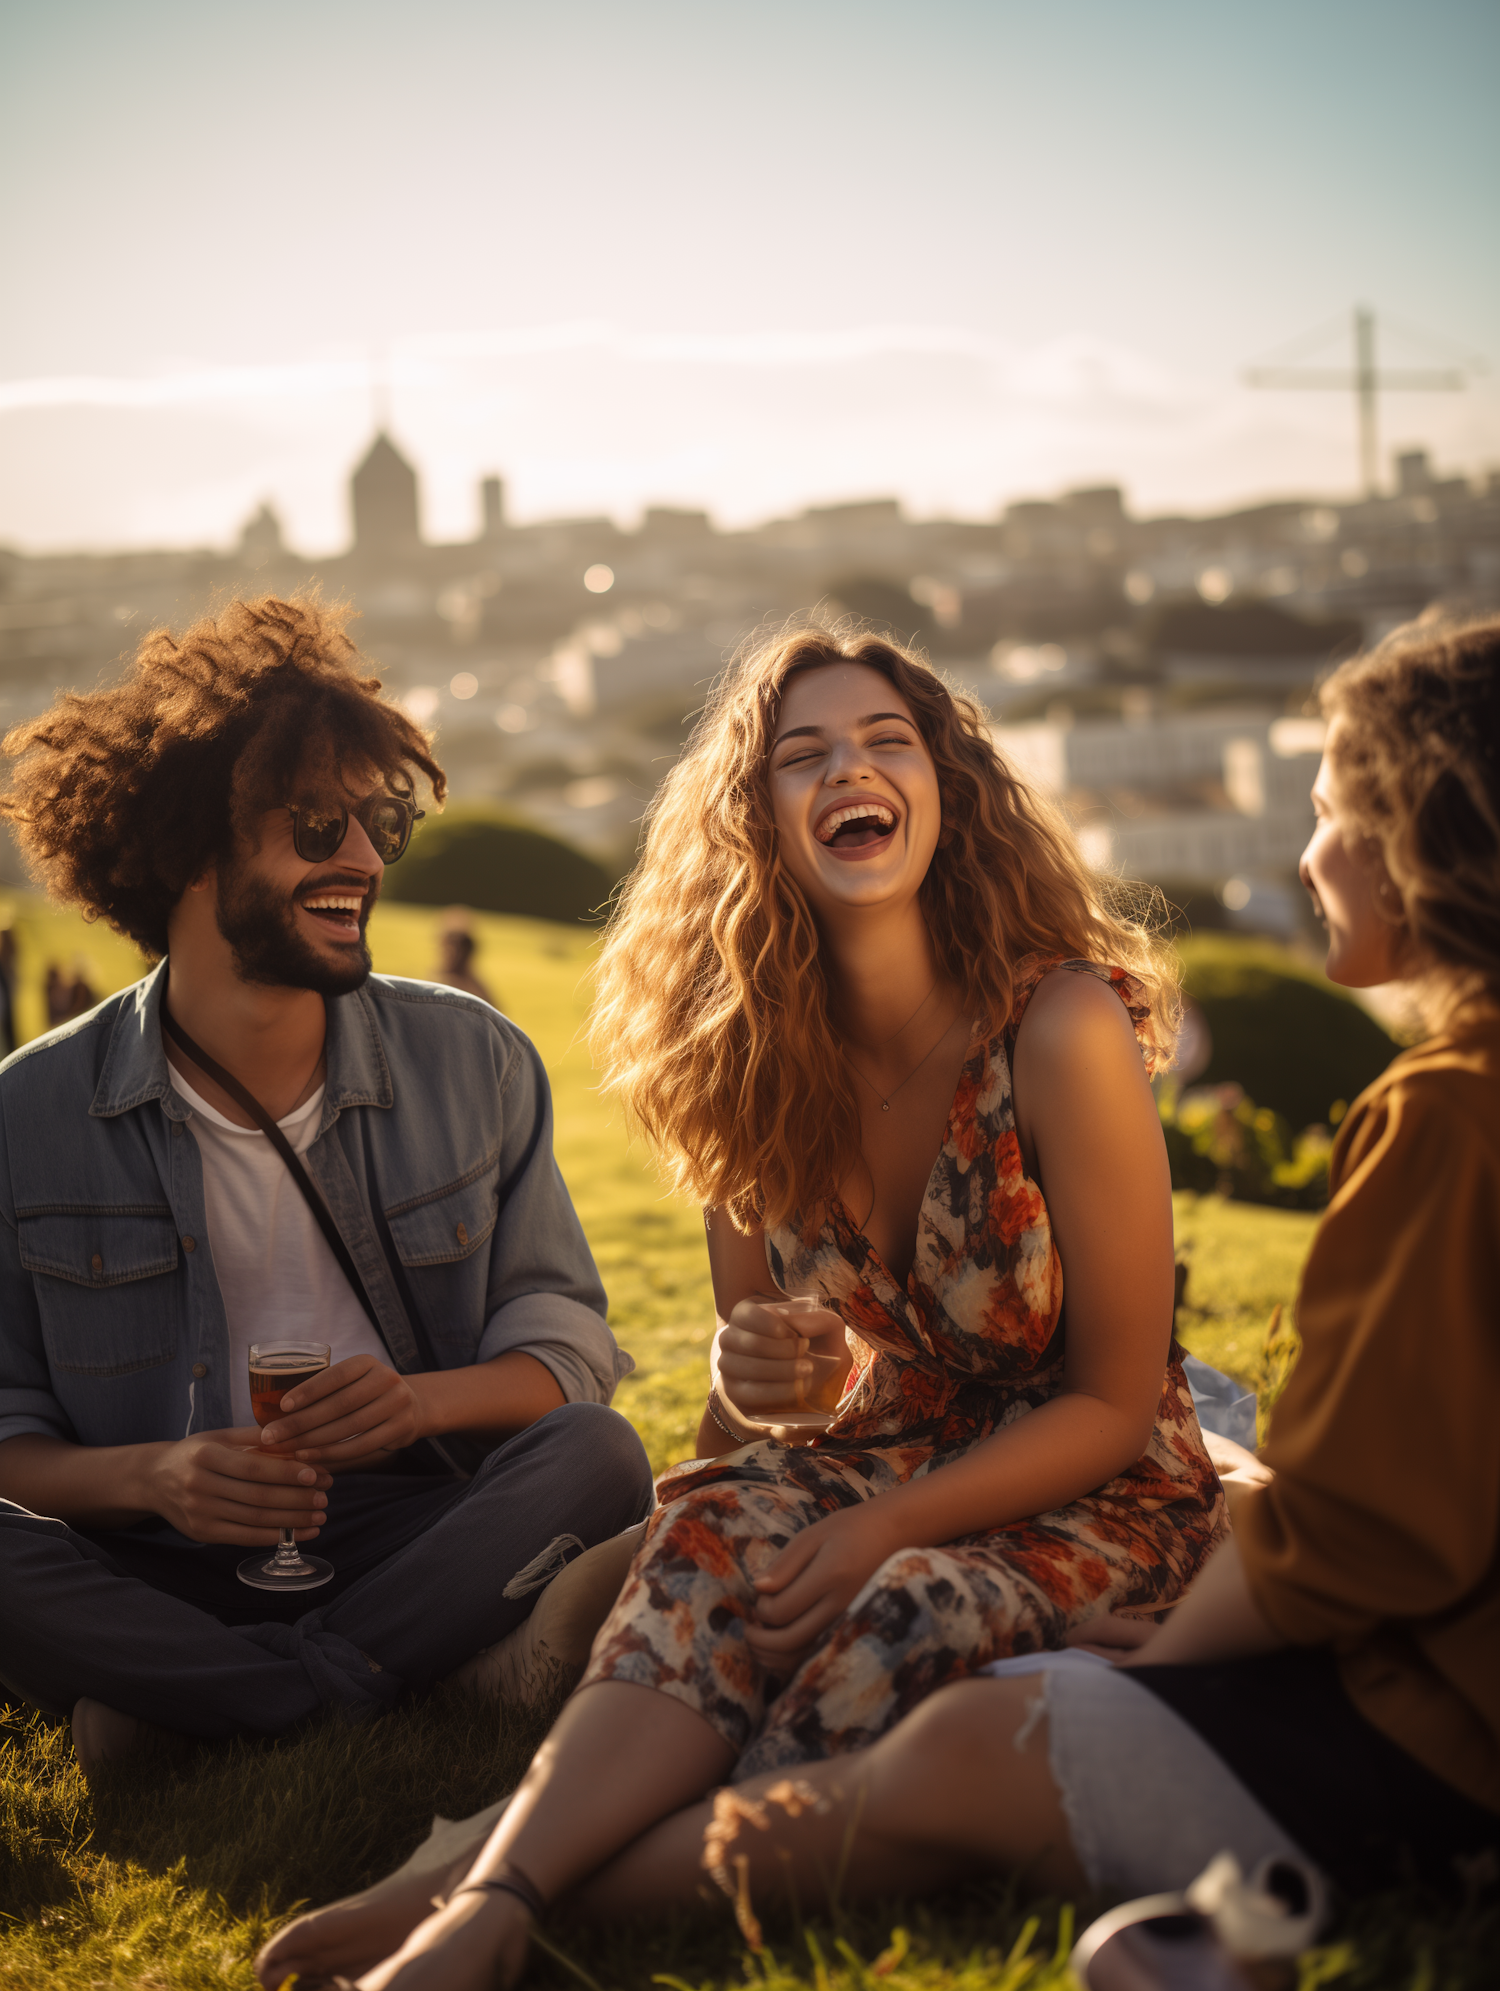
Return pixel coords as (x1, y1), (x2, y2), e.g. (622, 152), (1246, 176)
(705, 1388), (742, 1443)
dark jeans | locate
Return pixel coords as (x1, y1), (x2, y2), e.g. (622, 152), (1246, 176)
(1132, 1648), (1500, 1898)
(0, 1401), (653, 1738)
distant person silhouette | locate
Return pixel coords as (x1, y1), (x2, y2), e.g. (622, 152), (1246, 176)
(44, 959), (96, 1030)
(433, 914), (497, 1008)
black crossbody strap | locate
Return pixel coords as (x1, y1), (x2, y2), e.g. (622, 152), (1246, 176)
(161, 1005), (386, 1337)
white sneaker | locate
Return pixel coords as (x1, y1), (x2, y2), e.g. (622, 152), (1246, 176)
(1071, 1851), (1327, 1990)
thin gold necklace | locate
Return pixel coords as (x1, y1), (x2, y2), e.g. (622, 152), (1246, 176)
(844, 1011), (961, 1112)
(862, 980), (940, 1053)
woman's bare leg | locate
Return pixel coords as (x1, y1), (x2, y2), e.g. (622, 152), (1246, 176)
(576, 1676), (1086, 1925)
(257, 1683), (737, 1991)
(257, 1677), (1083, 1991)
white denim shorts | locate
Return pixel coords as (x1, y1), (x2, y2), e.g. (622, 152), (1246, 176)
(980, 1650), (1311, 1897)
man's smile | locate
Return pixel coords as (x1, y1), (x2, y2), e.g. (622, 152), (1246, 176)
(297, 885), (370, 939)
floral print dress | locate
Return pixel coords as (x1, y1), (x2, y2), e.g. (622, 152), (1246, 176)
(582, 960), (1226, 1780)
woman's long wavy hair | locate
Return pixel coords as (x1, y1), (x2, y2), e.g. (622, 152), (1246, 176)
(1320, 610), (1500, 1022)
(591, 623), (1180, 1234)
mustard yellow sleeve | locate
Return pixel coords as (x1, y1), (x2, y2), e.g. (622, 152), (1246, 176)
(1236, 1073), (1500, 1647)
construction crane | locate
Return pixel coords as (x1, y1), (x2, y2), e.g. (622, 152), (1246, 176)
(1245, 306), (1469, 499)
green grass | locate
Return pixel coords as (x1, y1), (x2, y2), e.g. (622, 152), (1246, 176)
(0, 886), (157, 1048)
(0, 900), (1493, 1986)
(1168, 1192), (1321, 1437)
(5, 1692), (1491, 1991)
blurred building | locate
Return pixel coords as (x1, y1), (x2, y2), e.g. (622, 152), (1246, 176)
(351, 432), (422, 562)
(999, 709), (1324, 899)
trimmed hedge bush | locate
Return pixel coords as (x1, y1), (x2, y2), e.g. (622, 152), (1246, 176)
(1177, 934), (1400, 1133)
(1142, 597), (1362, 659)
(381, 806), (613, 924)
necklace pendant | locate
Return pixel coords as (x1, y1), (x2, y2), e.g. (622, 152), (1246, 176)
(881, 1100), (890, 1111)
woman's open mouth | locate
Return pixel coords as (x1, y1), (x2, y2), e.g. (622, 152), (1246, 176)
(814, 800), (899, 857)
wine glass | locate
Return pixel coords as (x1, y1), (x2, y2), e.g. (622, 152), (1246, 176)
(237, 1338), (336, 1592)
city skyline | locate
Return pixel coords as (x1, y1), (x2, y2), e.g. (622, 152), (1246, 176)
(3, 0), (1496, 551)
(5, 316), (1494, 557)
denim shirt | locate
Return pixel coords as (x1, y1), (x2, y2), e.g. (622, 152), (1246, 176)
(0, 961), (631, 1475)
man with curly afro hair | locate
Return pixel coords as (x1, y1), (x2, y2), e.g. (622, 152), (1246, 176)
(0, 596), (652, 1776)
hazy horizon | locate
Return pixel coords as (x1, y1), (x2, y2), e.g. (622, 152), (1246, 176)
(3, 0), (1495, 555)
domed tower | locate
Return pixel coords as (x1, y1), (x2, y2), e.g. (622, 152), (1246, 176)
(350, 431), (421, 561)
(238, 501), (285, 568)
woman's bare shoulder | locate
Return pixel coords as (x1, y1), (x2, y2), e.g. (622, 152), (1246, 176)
(1014, 965), (1140, 1066)
(1010, 967), (1164, 1183)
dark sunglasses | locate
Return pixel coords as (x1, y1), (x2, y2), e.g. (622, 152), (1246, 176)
(286, 794), (425, 865)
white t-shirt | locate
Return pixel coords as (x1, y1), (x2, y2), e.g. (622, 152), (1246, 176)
(170, 1069), (391, 1427)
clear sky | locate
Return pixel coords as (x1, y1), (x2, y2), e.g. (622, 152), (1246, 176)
(2, 0), (1496, 550)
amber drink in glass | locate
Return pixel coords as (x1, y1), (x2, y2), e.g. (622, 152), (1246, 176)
(237, 1339), (335, 1592)
(760, 1294), (849, 1434)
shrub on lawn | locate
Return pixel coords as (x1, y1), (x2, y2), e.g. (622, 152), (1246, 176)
(1177, 935), (1401, 1133)
(381, 805), (613, 924)
(1142, 597), (1362, 661)
(1161, 1081), (1335, 1208)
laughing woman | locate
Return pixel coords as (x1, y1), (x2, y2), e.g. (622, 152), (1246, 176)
(258, 625), (1223, 1989)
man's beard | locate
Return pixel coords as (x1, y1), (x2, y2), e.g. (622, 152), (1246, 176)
(215, 861), (377, 996)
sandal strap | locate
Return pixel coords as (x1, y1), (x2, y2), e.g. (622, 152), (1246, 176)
(444, 1860), (547, 1920)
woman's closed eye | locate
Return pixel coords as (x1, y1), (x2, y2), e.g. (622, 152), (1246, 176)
(777, 732), (915, 769)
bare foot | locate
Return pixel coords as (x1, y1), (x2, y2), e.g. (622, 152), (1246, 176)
(256, 1803), (514, 1988)
(255, 1868), (450, 1989)
(356, 1890), (531, 1991)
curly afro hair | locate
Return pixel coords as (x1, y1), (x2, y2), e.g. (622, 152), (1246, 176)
(0, 593), (447, 957)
